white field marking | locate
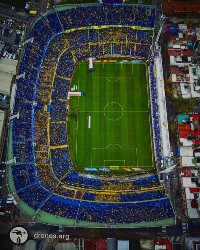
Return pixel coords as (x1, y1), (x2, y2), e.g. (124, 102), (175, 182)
(77, 113), (79, 129)
(136, 148), (138, 167)
(76, 77), (80, 118)
(76, 118), (78, 156)
(76, 78), (79, 157)
(90, 156), (93, 167)
(77, 78), (80, 115)
(104, 159), (125, 166)
(92, 76), (130, 79)
(135, 166), (153, 168)
(104, 112), (123, 121)
(95, 62), (137, 64)
(104, 102), (123, 111)
(105, 77), (122, 82)
(78, 110), (149, 113)
(92, 144), (137, 150)
(106, 77), (121, 82)
(88, 116), (91, 128)
(76, 138), (77, 155)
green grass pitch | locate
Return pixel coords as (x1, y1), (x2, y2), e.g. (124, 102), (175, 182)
(68, 62), (154, 171)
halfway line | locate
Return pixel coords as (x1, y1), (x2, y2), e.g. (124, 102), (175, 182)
(78, 110), (149, 113)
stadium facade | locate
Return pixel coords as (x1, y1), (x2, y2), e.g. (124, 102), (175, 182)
(7, 4), (175, 228)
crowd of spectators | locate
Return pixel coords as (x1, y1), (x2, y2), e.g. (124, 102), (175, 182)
(51, 148), (73, 179)
(18, 184), (51, 210)
(41, 195), (174, 224)
(121, 189), (165, 202)
(52, 78), (69, 100)
(50, 100), (67, 122)
(55, 5), (155, 31)
(11, 5), (174, 225)
(149, 58), (164, 170)
(95, 193), (121, 202)
(37, 165), (61, 190)
(12, 164), (39, 190)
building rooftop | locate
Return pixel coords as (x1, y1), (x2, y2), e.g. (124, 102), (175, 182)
(0, 58), (17, 95)
(180, 146), (194, 157)
(181, 156), (196, 167)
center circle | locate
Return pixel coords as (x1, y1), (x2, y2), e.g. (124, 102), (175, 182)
(104, 102), (123, 121)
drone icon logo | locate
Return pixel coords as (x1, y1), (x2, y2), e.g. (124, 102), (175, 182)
(9, 226), (29, 245)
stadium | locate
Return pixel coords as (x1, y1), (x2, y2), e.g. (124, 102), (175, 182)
(7, 4), (175, 228)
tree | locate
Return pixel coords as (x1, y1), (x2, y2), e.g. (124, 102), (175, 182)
(185, 18), (195, 26)
(84, 228), (102, 241)
(172, 97), (196, 114)
(163, 43), (168, 51)
(168, 122), (178, 139)
(165, 77), (176, 97)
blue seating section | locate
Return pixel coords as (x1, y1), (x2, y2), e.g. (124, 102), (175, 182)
(18, 184), (51, 210)
(22, 43), (43, 69)
(51, 148), (73, 179)
(56, 52), (74, 77)
(27, 19), (53, 51)
(12, 165), (39, 188)
(45, 12), (63, 34)
(61, 173), (161, 190)
(121, 190), (165, 202)
(131, 174), (160, 188)
(50, 100), (67, 122)
(50, 123), (67, 146)
(137, 30), (153, 44)
(52, 78), (69, 100)
(41, 195), (173, 224)
(82, 192), (97, 201)
(62, 172), (103, 188)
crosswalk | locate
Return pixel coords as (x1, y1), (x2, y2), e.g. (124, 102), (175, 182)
(182, 222), (187, 233)
(162, 225), (166, 233)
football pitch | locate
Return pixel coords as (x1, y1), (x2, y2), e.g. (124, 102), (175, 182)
(68, 62), (153, 171)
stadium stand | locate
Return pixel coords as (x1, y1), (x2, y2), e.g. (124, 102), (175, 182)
(8, 4), (175, 226)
